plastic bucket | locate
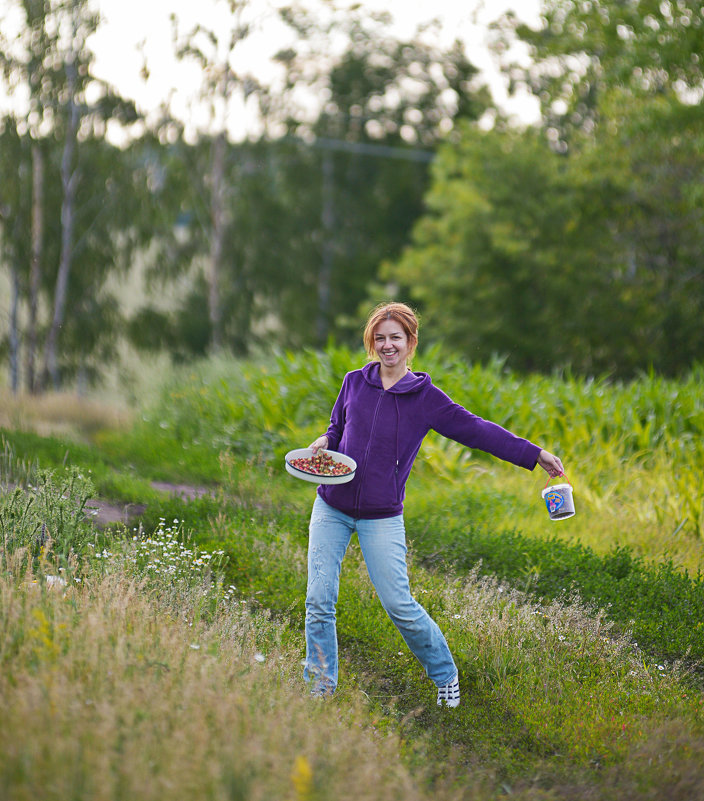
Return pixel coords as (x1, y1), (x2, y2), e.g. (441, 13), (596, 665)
(541, 477), (575, 521)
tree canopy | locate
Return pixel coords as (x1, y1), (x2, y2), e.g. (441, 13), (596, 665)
(1, 0), (703, 387)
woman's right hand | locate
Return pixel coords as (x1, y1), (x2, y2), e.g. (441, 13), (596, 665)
(310, 435), (329, 455)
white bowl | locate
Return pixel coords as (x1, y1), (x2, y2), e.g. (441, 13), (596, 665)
(284, 448), (357, 485)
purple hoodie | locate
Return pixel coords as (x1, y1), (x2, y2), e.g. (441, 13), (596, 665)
(318, 361), (541, 519)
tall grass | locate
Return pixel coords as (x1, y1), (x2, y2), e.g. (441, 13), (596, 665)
(0, 386), (131, 440)
(2, 441), (704, 799)
(1, 514), (466, 801)
(0, 465), (95, 568)
(194, 496), (704, 797)
(103, 346), (703, 568)
(127, 345), (703, 463)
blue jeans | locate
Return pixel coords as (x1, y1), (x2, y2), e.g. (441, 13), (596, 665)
(304, 496), (457, 694)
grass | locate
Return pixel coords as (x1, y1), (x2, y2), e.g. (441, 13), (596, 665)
(2, 346), (704, 798)
(1, 542), (448, 801)
(3, 486), (704, 801)
(83, 344), (704, 565)
(0, 386), (132, 441)
(192, 495), (704, 779)
(407, 446), (704, 572)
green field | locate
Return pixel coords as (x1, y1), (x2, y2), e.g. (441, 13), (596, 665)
(2, 347), (704, 800)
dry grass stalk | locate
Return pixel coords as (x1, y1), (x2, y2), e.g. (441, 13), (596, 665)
(0, 558), (470, 801)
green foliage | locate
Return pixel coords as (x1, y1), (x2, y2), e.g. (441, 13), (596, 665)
(123, 4), (496, 360)
(122, 344), (704, 465)
(385, 110), (704, 377)
(0, 529), (458, 801)
(0, 0), (143, 389)
(265, 3), (492, 344)
(108, 347), (704, 665)
(0, 468), (94, 566)
(0, 434), (38, 488)
(410, 517), (704, 663)
(3, 0), (703, 383)
(89, 518), (228, 622)
(115, 346), (362, 462)
(496, 0), (704, 136)
(4, 347), (704, 799)
(0, 427), (162, 504)
(196, 497), (704, 791)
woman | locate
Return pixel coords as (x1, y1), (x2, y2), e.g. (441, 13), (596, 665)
(305, 302), (565, 706)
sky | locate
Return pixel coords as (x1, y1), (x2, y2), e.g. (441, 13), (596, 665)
(1, 0), (544, 138)
(88, 0), (544, 138)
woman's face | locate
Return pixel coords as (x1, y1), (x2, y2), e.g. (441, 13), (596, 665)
(373, 319), (411, 369)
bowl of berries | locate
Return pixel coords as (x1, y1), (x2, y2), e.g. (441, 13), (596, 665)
(284, 448), (357, 485)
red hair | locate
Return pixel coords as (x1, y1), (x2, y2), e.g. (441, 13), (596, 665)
(363, 302), (419, 363)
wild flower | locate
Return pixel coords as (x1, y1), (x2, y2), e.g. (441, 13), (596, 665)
(90, 518), (227, 615)
(291, 755), (313, 801)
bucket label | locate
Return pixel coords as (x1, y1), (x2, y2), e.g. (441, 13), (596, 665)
(545, 490), (565, 515)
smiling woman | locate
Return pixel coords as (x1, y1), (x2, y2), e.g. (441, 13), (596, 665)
(303, 301), (565, 707)
(364, 302), (418, 387)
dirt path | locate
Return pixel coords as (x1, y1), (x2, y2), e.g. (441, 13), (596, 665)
(86, 482), (216, 527)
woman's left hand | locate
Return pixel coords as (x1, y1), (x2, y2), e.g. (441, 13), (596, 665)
(537, 449), (565, 478)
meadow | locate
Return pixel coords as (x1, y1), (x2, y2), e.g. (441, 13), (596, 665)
(2, 346), (704, 800)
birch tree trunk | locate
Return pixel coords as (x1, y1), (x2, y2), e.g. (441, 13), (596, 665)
(9, 265), (20, 394)
(316, 150), (334, 345)
(26, 142), (44, 393)
(42, 52), (79, 390)
(208, 129), (226, 352)
(5, 159), (25, 394)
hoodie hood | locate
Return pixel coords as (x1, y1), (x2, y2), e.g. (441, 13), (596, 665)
(361, 361), (430, 394)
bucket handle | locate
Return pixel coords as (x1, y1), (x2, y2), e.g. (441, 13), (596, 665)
(544, 473), (571, 489)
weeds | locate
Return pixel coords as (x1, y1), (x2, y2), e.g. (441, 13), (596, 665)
(0, 516), (462, 801)
(0, 434), (38, 488)
(3, 348), (704, 799)
(0, 466), (95, 568)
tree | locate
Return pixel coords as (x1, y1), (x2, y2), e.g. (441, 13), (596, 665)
(0, 0), (140, 391)
(125, 131), (299, 359)
(384, 94), (704, 378)
(170, 0), (263, 353)
(265, 2), (491, 344)
(0, 122), (29, 393)
(581, 91), (704, 371)
(491, 0), (704, 144)
(41, 0), (84, 389)
(1, 0), (55, 392)
(126, 3), (493, 358)
(383, 123), (614, 373)
(466, 0), (704, 374)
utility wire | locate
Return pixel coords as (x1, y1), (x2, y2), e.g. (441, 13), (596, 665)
(288, 134), (435, 163)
